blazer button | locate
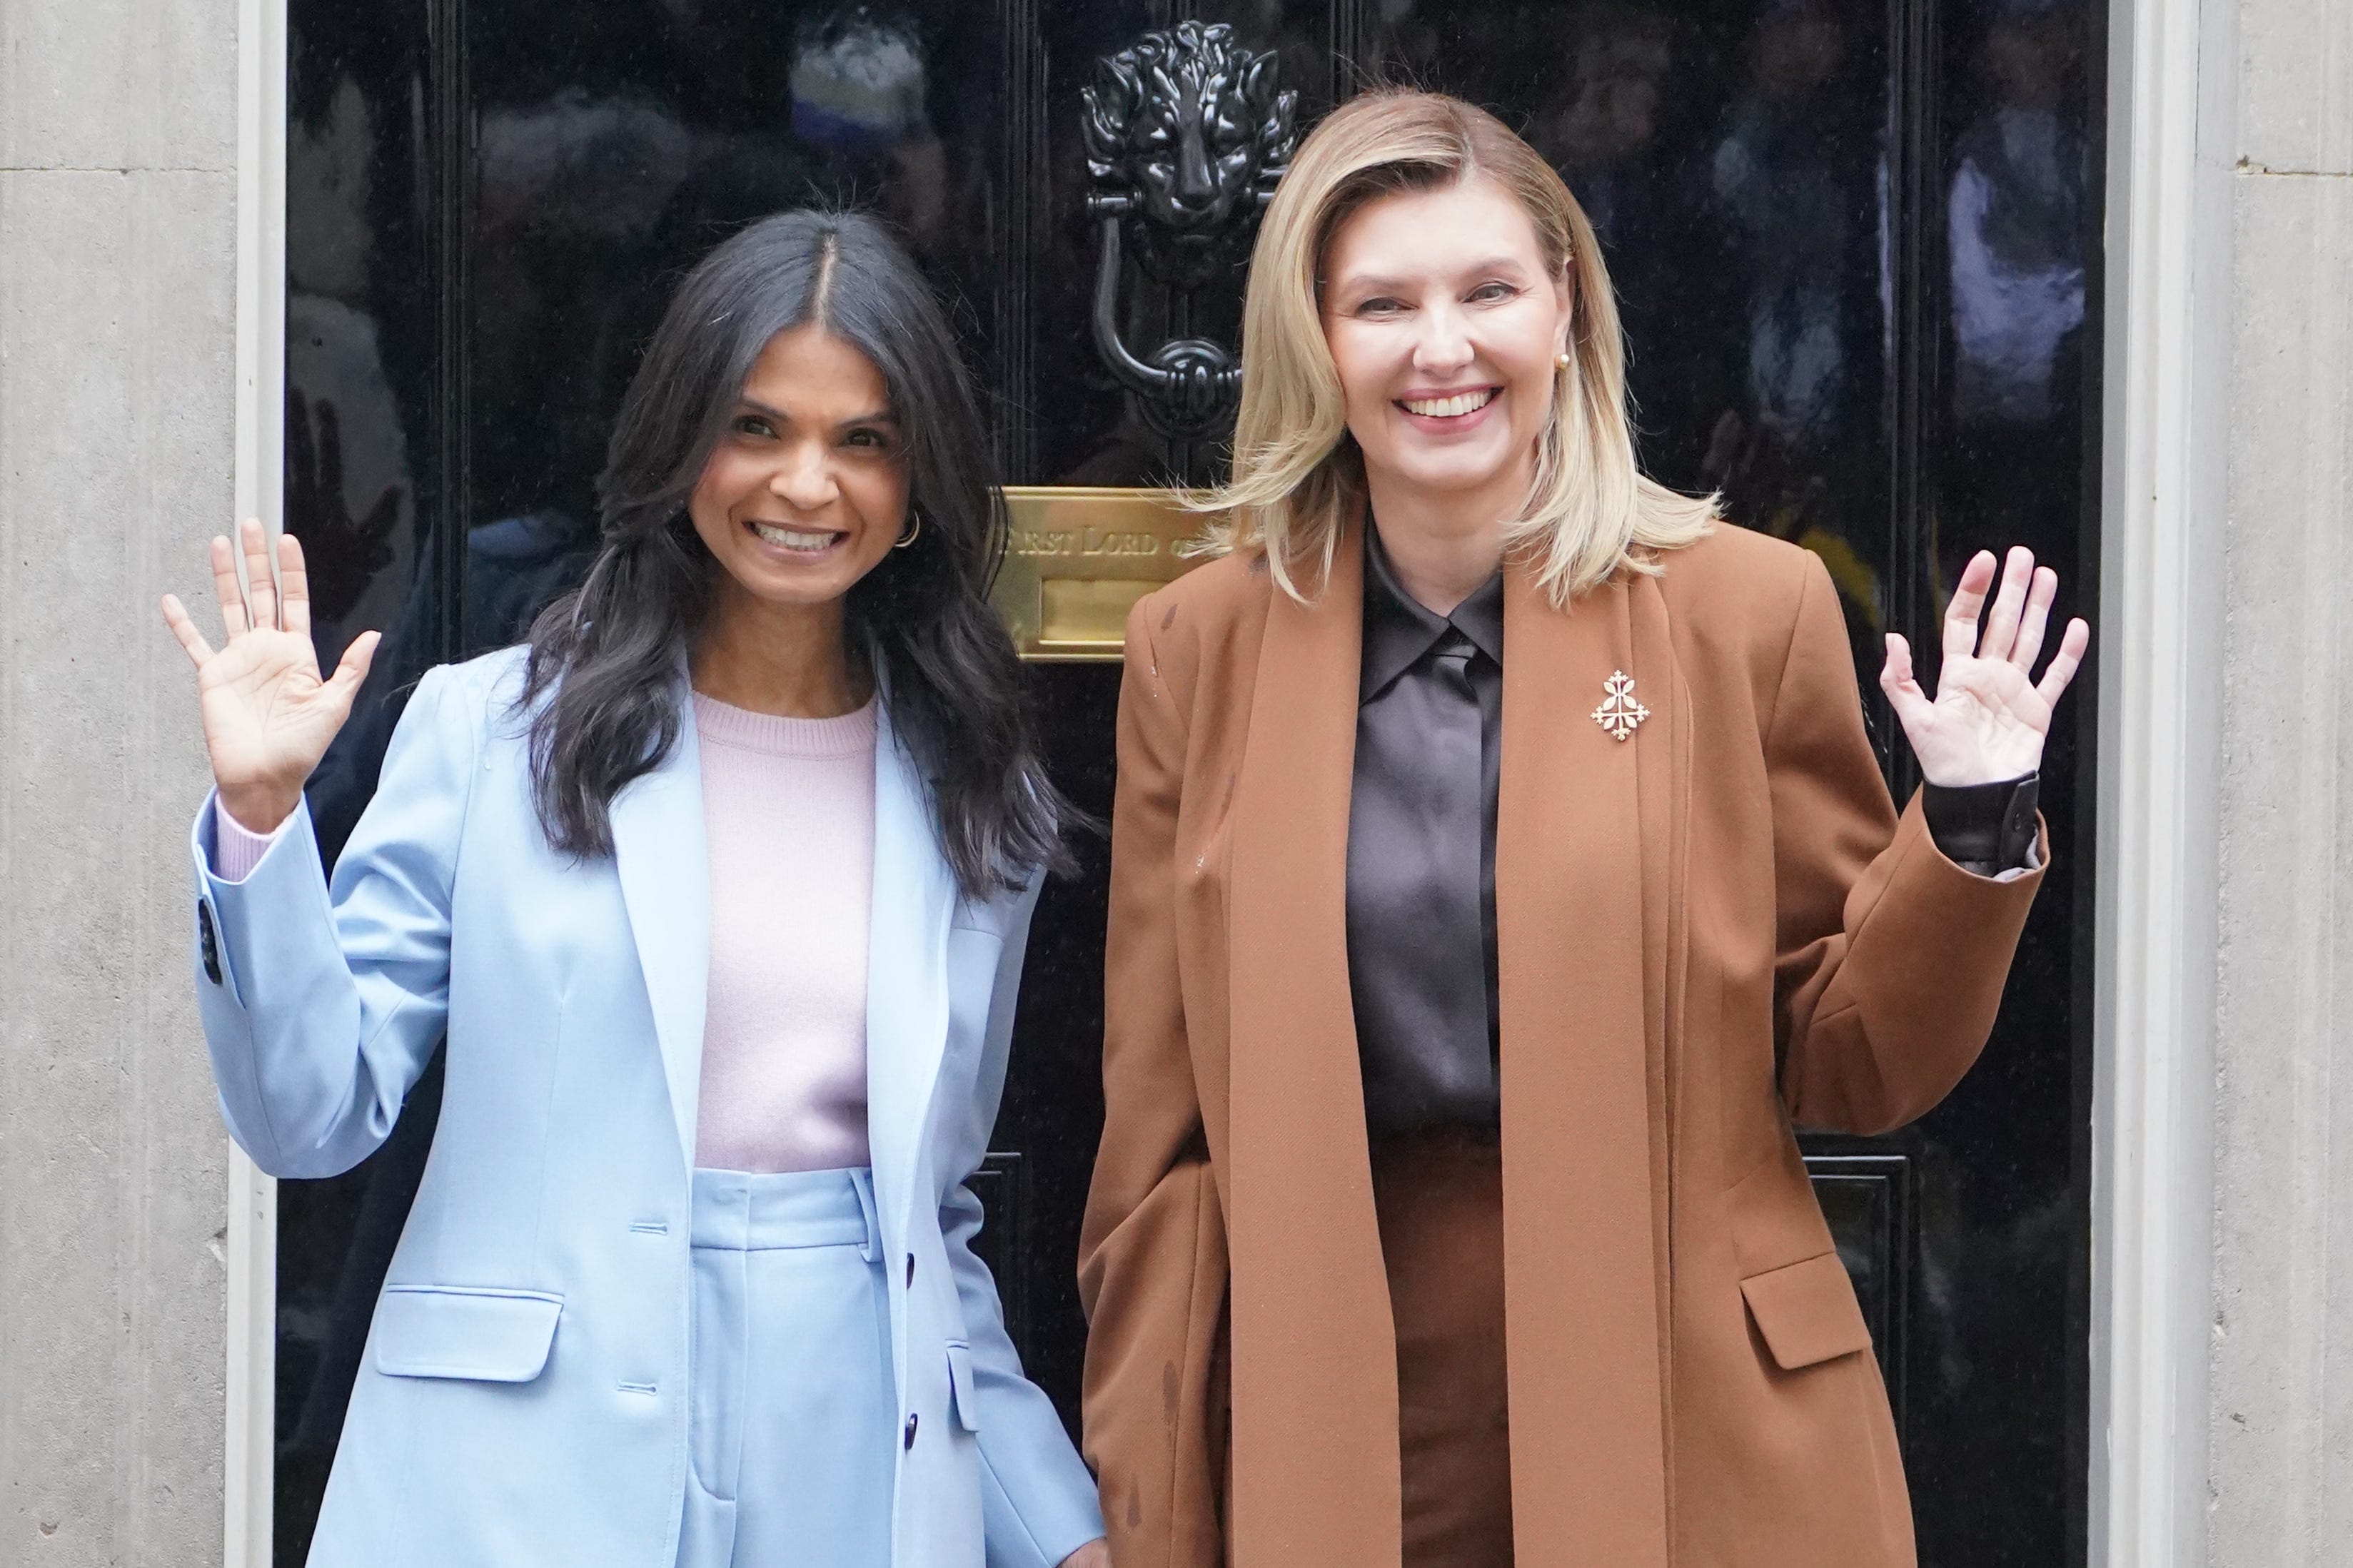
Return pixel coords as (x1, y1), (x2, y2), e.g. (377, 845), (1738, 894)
(197, 901), (222, 986)
(903, 1412), (919, 1450)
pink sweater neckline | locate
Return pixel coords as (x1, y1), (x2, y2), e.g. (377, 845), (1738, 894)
(690, 691), (878, 759)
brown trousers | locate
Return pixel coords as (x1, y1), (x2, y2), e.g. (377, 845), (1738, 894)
(1372, 1130), (1514, 1567)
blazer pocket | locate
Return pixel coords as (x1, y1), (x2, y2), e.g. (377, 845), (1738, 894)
(1739, 1252), (1871, 1372)
(944, 1341), (982, 1433)
(372, 1285), (564, 1382)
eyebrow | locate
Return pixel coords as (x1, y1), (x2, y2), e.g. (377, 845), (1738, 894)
(736, 396), (900, 430)
(1329, 257), (1535, 294)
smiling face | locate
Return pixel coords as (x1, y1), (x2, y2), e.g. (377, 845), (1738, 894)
(1319, 176), (1575, 524)
(687, 323), (910, 622)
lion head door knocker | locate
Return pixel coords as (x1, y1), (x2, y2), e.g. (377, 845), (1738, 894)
(1081, 22), (1299, 440)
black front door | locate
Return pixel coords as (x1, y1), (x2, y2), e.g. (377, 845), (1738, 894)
(278, 3), (2102, 1562)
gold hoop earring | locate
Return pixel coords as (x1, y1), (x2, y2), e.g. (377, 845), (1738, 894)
(895, 512), (922, 550)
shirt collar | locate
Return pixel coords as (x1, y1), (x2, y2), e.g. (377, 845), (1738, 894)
(1360, 522), (1507, 703)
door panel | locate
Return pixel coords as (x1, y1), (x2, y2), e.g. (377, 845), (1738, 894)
(279, 2), (2102, 1562)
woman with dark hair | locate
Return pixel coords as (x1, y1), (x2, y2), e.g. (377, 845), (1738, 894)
(160, 211), (1109, 1568)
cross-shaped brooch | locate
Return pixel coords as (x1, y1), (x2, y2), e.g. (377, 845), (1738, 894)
(1591, 670), (1650, 742)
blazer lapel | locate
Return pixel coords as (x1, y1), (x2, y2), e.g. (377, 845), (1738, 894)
(864, 699), (956, 1243)
(610, 679), (710, 1171)
(1496, 565), (1682, 1568)
(1631, 572), (1692, 1288)
(1224, 527), (1404, 1568)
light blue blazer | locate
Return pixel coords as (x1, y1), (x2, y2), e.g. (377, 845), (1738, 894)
(191, 647), (1103, 1568)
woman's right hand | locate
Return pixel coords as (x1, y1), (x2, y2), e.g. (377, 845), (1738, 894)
(161, 518), (380, 835)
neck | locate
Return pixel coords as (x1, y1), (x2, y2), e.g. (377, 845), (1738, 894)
(1362, 456), (1530, 615)
(690, 584), (867, 719)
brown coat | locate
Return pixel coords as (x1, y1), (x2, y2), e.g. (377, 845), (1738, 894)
(1075, 519), (2046, 1568)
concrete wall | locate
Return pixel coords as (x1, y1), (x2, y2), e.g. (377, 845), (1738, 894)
(2210, 0), (2353, 1557)
(0, 0), (238, 1562)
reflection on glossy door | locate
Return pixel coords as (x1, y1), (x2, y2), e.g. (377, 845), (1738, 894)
(280, 1), (2102, 1562)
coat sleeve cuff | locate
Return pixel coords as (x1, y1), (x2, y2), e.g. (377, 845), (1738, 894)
(190, 792), (329, 1009)
(981, 1441), (1106, 1568)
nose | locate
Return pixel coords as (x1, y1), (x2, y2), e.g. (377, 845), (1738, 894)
(1176, 126), (1216, 207)
(1411, 300), (1475, 377)
(767, 438), (839, 512)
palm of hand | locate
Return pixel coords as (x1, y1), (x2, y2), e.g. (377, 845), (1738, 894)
(1902, 653), (2052, 785)
(1879, 546), (2090, 789)
(196, 626), (351, 791)
(161, 522), (381, 831)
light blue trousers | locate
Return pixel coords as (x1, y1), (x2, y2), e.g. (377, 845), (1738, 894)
(677, 1167), (897, 1568)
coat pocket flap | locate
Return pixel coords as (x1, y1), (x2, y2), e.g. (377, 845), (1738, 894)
(945, 1342), (982, 1432)
(373, 1285), (564, 1382)
(1739, 1252), (1871, 1371)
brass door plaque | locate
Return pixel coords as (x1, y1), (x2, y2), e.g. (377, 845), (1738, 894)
(994, 487), (1218, 661)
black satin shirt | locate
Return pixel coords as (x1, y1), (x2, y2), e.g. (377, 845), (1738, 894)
(1342, 527), (2040, 1138)
(1344, 530), (1508, 1137)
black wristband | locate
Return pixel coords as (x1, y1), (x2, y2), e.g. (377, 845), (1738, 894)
(1921, 773), (2040, 875)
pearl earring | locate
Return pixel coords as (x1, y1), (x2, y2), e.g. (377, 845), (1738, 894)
(1555, 352), (1573, 372)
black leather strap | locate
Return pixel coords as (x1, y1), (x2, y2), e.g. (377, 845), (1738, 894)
(1921, 773), (2040, 876)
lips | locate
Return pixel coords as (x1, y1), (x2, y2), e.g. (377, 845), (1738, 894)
(1398, 387), (1498, 418)
(748, 519), (845, 553)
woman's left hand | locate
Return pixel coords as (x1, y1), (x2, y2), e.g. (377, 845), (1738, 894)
(1880, 546), (2090, 786)
(1057, 1538), (1113, 1568)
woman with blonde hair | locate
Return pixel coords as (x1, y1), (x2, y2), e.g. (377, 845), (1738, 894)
(1077, 89), (2086, 1568)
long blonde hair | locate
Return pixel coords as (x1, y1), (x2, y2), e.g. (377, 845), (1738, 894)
(1196, 88), (1715, 606)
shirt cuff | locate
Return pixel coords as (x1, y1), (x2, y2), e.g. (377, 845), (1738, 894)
(1921, 773), (2040, 877)
(211, 799), (286, 883)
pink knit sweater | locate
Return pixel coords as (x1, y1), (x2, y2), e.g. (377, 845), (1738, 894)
(211, 691), (880, 1175)
(685, 691), (876, 1173)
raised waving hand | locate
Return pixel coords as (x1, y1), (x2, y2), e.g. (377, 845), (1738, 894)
(1880, 545), (2090, 786)
(160, 518), (381, 835)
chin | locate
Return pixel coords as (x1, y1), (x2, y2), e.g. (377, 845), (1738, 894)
(735, 565), (858, 607)
(1394, 457), (1518, 494)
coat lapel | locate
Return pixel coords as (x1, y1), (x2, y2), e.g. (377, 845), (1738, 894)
(1224, 528), (1404, 1568)
(863, 699), (957, 1242)
(1496, 565), (1681, 1568)
(610, 679), (710, 1170)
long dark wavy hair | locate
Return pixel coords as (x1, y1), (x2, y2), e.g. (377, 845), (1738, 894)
(519, 210), (1072, 898)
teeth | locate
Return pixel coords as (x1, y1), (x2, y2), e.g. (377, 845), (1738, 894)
(1401, 388), (1496, 418)
(752, 522), (838, 552)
